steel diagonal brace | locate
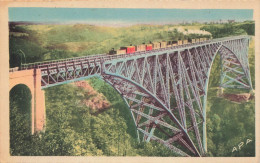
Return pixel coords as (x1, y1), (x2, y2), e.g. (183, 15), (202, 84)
(188, 49), (204, 90)
(223, 65), (244, 75)
(132, 59), (142, 83)
(193, 49), (205, 86)
(222, 44), (252, 89)
(124, 95), (164, 111)
(115, 61), (124, 74)
(81, 65), (88, 76)
(143, 108), (154, 141)
(153, 55), (158, 94)
(106, 63), (113, 72)
(166, 121), (203, 145)
(126, 60), (135, 80)
(187, 50), (204, 116)
(208, 44), (216, 57)
(57, 71), (66, 81)
(137, 128), (190, 157)
(89, 63), (96, 75)
(169, 59), (186, 129)
(222, 75), (250, 88)
(136, 104), (145, 127)
(49, 74), (57, 83)
(202, 45), (211, 62)
(125, 60), (133, 79)
(146, 124), (156, 142)
(138, 112), (167, 127)
(222, 45), (247, 70)
(166, 54), (171, 108)
(144, 57), (155, 92)
(41, 78), (48, 86)
(131, 109), (180, 132)
(194, 48), (207, 74)
(180, 52), (204, 120)
(120, 62), (129, 77)
(204, 44), (214, 61)
(224, 56), (238, 61)
(212, 43), (221, 56)
(67, 70), (73, 79)
(179, 53), (204, 154)
(199, 46), (211, 68)
(223, 59), (240, 66)
(130, 102), (144, 109)
(140, 58), (147, 86)
(157, 56), (169, 106)
(177, 53), (188, 129)
(96, 65), (101, 74)
(178, 137), (197, 155)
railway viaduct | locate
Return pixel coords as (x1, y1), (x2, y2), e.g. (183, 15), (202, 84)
(9, 35), (253, 156)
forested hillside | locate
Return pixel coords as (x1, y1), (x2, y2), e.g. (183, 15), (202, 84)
(200, 21), (254, 38)
(9, 21), (255, 156)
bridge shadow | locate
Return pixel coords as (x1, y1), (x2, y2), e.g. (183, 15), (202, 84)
(87, 77), (138, 139)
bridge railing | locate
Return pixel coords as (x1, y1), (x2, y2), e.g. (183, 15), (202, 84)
(21, 53), (107, 69)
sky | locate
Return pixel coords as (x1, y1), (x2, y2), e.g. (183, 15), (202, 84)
(9, 8), (253, 26)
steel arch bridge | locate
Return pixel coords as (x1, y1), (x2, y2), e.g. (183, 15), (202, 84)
(21, 35), (253, 157)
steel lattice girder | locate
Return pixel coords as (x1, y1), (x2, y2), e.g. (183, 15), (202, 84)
(101, 37), (252, 157)
(21, 35), (252, 156)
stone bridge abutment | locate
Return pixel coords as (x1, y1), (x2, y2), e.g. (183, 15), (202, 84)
(9, 69), (45, 134)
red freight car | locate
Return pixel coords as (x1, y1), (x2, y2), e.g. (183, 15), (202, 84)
(120, 46), (135, 54)
(146, 44), (153, 51)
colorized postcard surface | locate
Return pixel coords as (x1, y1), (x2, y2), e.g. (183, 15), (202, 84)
(1, 1), (260, 163)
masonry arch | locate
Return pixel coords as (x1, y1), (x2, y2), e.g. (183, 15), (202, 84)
(9, 69), (46, 134)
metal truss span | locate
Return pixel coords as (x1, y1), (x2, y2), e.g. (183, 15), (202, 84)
(21, 35), (253, 156)
(101, 36), (252, 156)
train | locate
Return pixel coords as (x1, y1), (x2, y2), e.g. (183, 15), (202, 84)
(108, 37), (209, 55)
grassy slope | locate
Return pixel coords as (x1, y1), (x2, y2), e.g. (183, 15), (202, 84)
(21, 24), (202, 57)
(10, 23), (207, 67)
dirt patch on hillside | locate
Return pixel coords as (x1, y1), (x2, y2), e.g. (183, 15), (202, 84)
(73, 81), (110, 112)
(223, 93), (254, 103)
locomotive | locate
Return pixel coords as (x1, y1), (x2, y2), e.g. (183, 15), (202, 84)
(109, 37), (209, 55)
